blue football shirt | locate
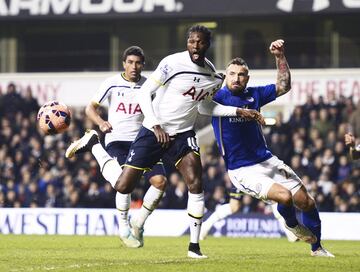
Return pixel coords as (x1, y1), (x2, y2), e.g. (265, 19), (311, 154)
(212, 84), (276, 170)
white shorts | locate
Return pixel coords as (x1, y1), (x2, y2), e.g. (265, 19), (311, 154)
(227, 156), (302, 201)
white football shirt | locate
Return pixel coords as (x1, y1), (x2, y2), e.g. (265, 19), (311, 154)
(143, 51), (224, 135)
(91, 73), (146, 145)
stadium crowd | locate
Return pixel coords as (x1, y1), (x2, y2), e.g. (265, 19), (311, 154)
(0, 83), (359, 212)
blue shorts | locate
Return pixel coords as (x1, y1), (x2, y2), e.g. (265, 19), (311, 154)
(125, 126), (200, 170)
(106, 141), (166, 180)
(229, 186), (243, 200)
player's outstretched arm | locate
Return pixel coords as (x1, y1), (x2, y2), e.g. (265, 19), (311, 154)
(198, 100), (265, 125)
(269, 39), (291, 97)
(236, 108), (265, 125)
(85, 101), (112, 133)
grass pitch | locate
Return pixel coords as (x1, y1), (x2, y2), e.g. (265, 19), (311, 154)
(0, 235), (359, 272)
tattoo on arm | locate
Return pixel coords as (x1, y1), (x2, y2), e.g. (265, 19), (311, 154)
(276, 56), (291, 97)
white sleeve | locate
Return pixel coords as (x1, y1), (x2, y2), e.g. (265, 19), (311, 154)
(149, 56), (174, 85)
(91, 77), (113, 105)
(198, 99), (238, 116)
(137, 77), (162, 129)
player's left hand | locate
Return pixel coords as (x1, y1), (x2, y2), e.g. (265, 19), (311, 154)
(236, 108), (265, 125)
(99, 120), (112, 133)
(269, 39), (285, 57)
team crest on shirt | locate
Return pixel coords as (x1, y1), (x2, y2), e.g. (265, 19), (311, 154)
(255, 183), (262, 194)
(246, 97), (254, 102)
(127, 150), (135, 162)
(160, 64), (172, 76)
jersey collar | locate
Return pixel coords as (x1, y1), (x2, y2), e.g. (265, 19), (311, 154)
(121, 72), (141, 83)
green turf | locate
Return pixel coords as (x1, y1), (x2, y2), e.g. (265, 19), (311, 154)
(0, 235), (359, 272)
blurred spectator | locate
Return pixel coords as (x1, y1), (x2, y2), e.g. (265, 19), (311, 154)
(1, 83), (24, 119)
(22, 86), (40, 116)
(336, 155), (351, 182)
(288, 106), (308, 130)
(312, 108), (335, 139)
(349, 100), (360, 137)
(206, 185), (227, 211)
(162, 172), (188, 209)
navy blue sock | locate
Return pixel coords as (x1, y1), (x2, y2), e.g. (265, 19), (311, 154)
(302, 207), (321, 251)
(277, 203), (298, 228)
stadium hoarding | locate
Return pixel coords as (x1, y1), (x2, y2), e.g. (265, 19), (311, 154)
(0, 0), (360, 20)
(0, 208), (189, 236)
(0, 68), (359, 107)
(0, 208), (359, 240)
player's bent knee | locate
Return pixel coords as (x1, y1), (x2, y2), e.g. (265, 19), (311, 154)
(114, 179), (132, 194)
(278, 190), (293, 206)
(150, 176), (167, 191)
(303, 197), (316, 211)
(268, 183), (292, 205)
(296, 197), (314, 211)
(293, 188), (315, 211)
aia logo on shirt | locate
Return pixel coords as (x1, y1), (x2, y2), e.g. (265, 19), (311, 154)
(182, 86), (210, 101)
(116, 103), (142, 114)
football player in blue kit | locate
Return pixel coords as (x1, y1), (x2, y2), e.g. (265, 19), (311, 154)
(66, 25), (264, 258)
(211, 40), (334, 257)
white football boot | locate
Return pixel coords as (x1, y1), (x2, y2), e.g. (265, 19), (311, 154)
(119, 228), (141, 248)
(187, 243), (208, 259)
(311, 247), (335, 258)
(130, 218), (144, 247)
(65, 129), (99, 158)
(285, 224), (317, 244)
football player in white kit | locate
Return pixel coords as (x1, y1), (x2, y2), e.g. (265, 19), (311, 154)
(81, 46), (166, 248)
(66, 25), (264, 258)
(211, 40), (334, 257)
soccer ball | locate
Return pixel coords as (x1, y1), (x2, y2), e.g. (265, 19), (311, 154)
(37, 101), (71, 135)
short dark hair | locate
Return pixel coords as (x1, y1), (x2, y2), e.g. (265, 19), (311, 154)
(227, 57), (249, 69)
(187, 25), (212, 46)
(122, 46), (145, 64)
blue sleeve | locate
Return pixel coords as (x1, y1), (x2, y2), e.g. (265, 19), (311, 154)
(258, 84), (276, 107)
(213, 89), (224, 104)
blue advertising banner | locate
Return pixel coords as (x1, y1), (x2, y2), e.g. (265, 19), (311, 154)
(1, 208), (360, 240)
(186, 213), (286, 238)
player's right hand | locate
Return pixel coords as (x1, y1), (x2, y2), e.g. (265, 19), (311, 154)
(269, 39), (285, 57)
(344, 133), (355, 147)
(236, 108), (265, 125)
(99, 121), (112, 133)
(153, 125), (170, 148)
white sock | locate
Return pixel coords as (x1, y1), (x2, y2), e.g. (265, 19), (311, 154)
(132, 186), (164, 228)
(188, 192), (204, 244)
(91, 143), (122, 188)
(204, 203), (232, 228)
(116, 192), (131, 236)
(270, 203), (298, 242)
